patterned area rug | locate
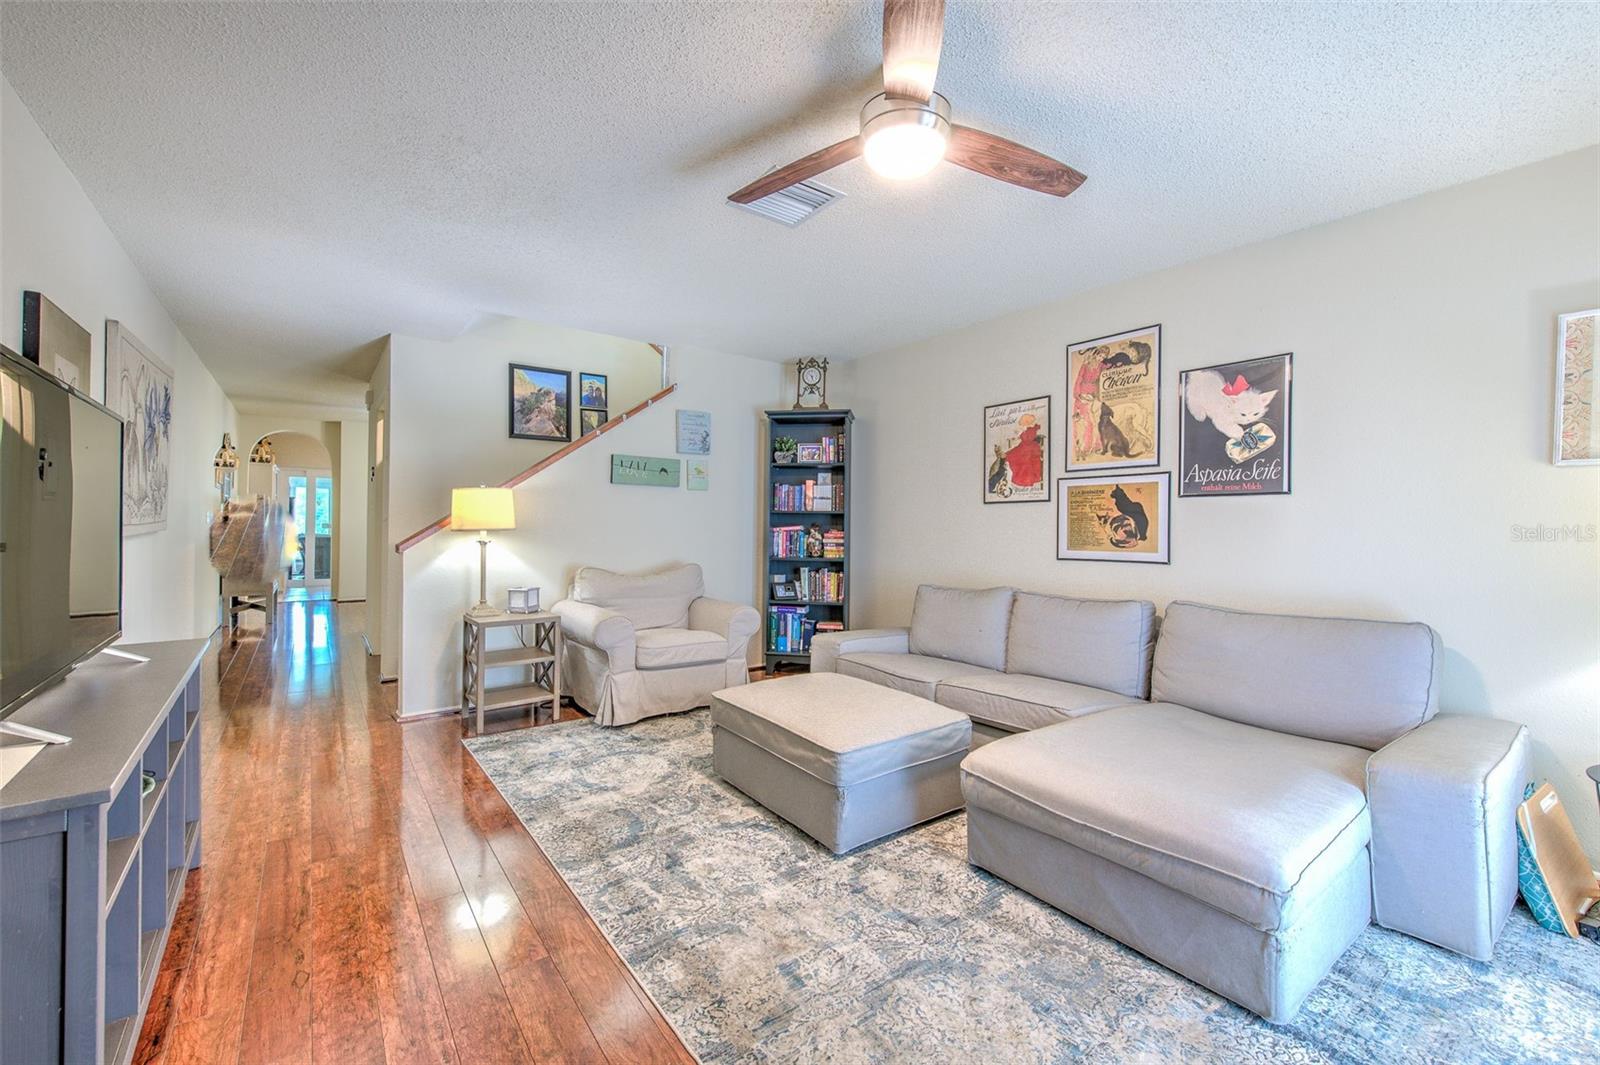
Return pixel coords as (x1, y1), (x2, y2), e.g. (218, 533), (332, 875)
(466, 711), (1600, 1064)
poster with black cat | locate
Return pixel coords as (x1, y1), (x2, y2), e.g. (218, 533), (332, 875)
(1066, 324), (1160, 472)
(1056, 472), (1170, 563)
(1179, 353), (1292, 497)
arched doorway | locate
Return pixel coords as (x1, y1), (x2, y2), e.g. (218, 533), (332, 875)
(248, 431), (335, 596)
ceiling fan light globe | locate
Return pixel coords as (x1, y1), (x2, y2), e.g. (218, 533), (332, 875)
(860, 92), (951, 181)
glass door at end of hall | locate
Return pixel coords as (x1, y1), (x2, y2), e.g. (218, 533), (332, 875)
(284, 469), (333, 588)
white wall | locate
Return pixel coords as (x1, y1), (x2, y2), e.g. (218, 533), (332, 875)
(848, 146), (1600, 852)
(1, 75), (238, 642)
(385, 315), (663, 540)
(337, 418), (368, 602)
(367, 341), (396, 676)
(394, 337), (781, 716)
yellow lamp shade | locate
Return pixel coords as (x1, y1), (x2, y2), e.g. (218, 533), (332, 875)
(450, 486), (516, 532)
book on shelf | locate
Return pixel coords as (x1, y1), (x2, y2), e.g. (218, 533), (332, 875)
(770, 524), (845, 558)
(767, 605), (816, 653)
(772, 471), (843, 512)
(793, 565), (843, 603)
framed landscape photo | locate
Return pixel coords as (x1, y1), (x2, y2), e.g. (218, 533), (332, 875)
(1554, 309), (1598, 466)
(1179, 352), (1293, 496)
(1066, 324), (1160, 472)
(509, 364), (571, 441)
(1056, 472), (1170, 564)
(983, 395), (1050, 503)
(579, 372), (608, 409)
(580, 408), (607, 435)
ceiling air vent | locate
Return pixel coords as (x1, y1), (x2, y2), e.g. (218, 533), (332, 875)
(731, 178), (845, 227)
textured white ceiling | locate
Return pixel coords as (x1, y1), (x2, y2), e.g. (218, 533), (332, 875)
(3, 1), (1597, 405)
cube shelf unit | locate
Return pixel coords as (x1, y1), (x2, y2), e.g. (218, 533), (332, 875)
(0, 641), (205, 1065)
(764, 408), (853, 672)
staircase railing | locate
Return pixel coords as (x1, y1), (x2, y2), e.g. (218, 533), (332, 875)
(393, 382), (678, 553)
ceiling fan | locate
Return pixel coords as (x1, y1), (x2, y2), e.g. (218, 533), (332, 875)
(728, 0), (1086, 205)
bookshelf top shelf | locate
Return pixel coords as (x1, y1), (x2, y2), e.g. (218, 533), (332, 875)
(765, 408), (854, 425)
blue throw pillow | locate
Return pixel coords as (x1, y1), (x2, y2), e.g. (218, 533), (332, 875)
(1516, 782), (1570, 935)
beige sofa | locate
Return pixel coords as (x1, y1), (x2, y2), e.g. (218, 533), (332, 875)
(810, 584), (1157, 745)
(552, 564), (759, 727)
(816, 588), (1529, 1023)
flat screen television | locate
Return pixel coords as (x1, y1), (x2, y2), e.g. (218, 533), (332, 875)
(1, 343), (124, 717)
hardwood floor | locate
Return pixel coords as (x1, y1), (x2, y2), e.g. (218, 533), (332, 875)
(134, 599), (694, 1065)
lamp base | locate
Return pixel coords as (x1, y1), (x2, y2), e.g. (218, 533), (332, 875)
(466, 601), (501, 620)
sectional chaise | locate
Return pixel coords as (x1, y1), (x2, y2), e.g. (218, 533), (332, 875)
(808, 585), (1530, 1023)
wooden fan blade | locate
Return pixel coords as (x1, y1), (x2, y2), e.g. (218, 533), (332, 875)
(946, 125), (1087, 197)
(727, 137), (862, 204)
(883, 0), (945, 103)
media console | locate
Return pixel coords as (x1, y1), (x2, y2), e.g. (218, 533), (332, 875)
(0, 639), (207, 1065)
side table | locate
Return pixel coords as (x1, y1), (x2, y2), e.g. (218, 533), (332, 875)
(462, 610), (561, 733)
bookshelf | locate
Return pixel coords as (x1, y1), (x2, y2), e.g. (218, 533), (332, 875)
(764, 408), (853, 672)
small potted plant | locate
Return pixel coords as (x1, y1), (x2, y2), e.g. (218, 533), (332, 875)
(773, 435), (798, 464)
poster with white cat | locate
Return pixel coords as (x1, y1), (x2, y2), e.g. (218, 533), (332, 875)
(1179, 353), (1292, 497)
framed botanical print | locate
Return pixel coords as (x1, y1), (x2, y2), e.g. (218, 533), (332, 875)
(1066, 324), (1160, 471)
(1179, 353), (1293, 496)
(108, 321), (174, 534)
(509, 364), (571, 441)
(579, 372), (608, 409)
(1554, 309), (1598, 465)
(1056, 472), (1170, 563)
(983, 395), (1050, 503)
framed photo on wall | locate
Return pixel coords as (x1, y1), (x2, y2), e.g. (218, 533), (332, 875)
(580, 408), (607, 435)
(1056, 472), (1170, 563)
(1066, 324), (1160, 472)
(983, 395), (1050, 503)
(1178, 353), (1293, 496)
(1554, 309), (1598, 466)
(509, 364), (571, 441)
(579, 372), (608, 409)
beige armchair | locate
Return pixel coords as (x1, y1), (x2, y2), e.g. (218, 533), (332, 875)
(552, 563), (759, 727)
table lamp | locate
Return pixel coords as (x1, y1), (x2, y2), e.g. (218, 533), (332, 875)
(450, 486), (516, 618)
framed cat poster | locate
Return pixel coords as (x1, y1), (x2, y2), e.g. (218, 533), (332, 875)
(983, 395), (1050, 503)
(1179, 352), (1292, 497)
(1066, 325), (1160, 472)
(1056, 472), (1170, 563)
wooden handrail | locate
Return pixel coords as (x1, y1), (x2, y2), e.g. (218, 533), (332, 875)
(394, 382), (678, 553)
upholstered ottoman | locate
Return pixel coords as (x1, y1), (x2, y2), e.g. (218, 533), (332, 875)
(710, 673), (971, 853)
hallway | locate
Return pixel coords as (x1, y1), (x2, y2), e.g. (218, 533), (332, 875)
(134, 600), (692, 1064)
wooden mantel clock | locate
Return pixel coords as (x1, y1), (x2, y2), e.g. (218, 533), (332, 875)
(794, 357), (829, 410)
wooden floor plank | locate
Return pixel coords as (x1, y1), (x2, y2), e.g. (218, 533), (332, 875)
(415, 892), (535, 1064)
(134, 600), (694, 1065)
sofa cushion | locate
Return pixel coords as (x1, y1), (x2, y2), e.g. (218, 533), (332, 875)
(1005, 592), (1157, 698)
(838, 652), (1004, 702)
(573, 563), (705, 631)
(909, 585), (1015, 671)
(961, 703), (1371, 932)
(1152, 601), (1441, 750)
(935, 673), (1135, 733)
(711, 673), (970, 787)
(634, 628), (726, 669)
